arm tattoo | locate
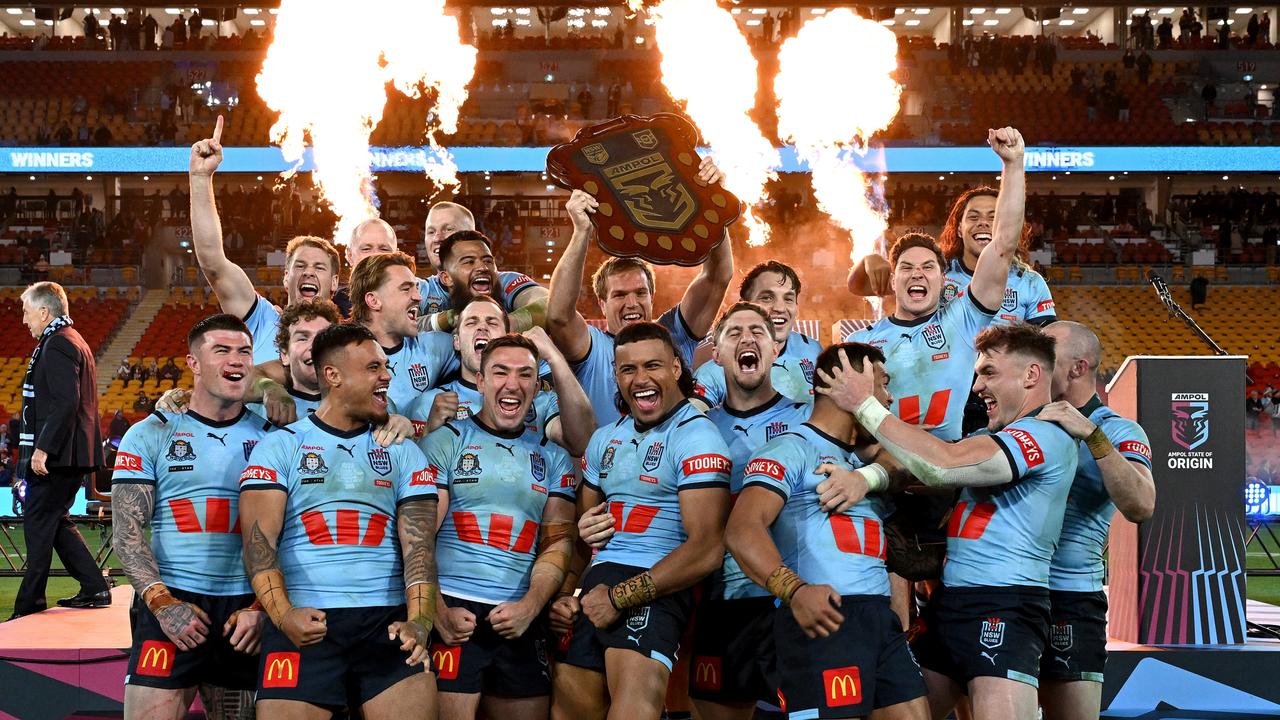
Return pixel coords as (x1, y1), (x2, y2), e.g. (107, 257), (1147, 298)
(398, 499), (438, 624)
(243, 520), (281, 576)
(111, 484), (162, 595)
(244, 520), (291, 626)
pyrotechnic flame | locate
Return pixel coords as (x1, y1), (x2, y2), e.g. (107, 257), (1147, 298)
(257, 0), (476, 244)
(775, 9), (900, 265)
(651, 0), (778, 246)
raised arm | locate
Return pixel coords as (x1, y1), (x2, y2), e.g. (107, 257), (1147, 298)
(547, 190), (596, 363)
(190, 115), (257, 319)
(678, 158), (735, 338)
(525, 326), (595, 455)
(968, 127), (1026, 313)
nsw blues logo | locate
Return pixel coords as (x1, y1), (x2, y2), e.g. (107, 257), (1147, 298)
(1171, 392), (1209, 451)
(1050, 622), (1073, 652)
(979, 617), (1005, 649)
(765, 421), (788, 441)
(408, 364), (430, 392)
(530, 452), (546, 483)
(242, 439), (259, 462)
(922, 324), (946, 350)
(368, 447), (392, 476)
(642, 442), (665, 472)
(799, 358), (815, 384)
(1001, 287), (1018, 312)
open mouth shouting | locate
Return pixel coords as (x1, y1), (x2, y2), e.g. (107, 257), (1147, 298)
(631, 386), (661, 414)
(469, 271), (493, 296)
(406, 304), (419, 324)
(373, 384), (390, 410)
(495, 393), (524, 420)
(621, 311), (643, 324)
(473, 336), (490, 355)
(972, 231), (993, 248)
(981, 393), (998, 418)
(298, 281), (320, 299)
(736, 348), (762, 376)
(905, 283), (929, 301)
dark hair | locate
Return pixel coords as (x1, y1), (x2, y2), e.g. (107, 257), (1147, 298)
(613, 322), (696, 411)
(275, 299), (342, 353)
(937, 187), (1031, 266)
(455, 294), (511, 332)
(188, 313), (251, 352)
(813, 342), (886, 393)
(975, 323), (1056, 372)
(478, 334), (539, 372)
(348, 252), (416, 323)
(740, 261), (802, 300)
(310, 323), (378, 375)
(888, 232), (946, 268)
(439, 230), (492, 267)
(712, 301), (772, 344)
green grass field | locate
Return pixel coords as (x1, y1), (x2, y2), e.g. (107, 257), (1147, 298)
(2, 520), (1280, 619)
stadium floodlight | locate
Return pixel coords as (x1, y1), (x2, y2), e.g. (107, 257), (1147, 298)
(905, 18), (921, 25)
(1236, 7), (1253, 14)
(962, 18), (975, 25)
(4, 8), (22, 15)
(18, 18), (34, 25)
(1072, 7), (1089, 14)
(970, 8), (987, 14)
(995, 8), (1012, 13)
(983, 18), (999, 25)
(515, 7), (531, 15)
(810, 8), (826, 13)
(249, 18), (265, 26)
(243, 8), (259, 14)
(880, 18), (895, 25)
(1058, 18), (1075, 25)
(1245, 480), (1269, 516)
(745, 18), (761, 25)
(914, 8), (931, 14)
(750, 8), (766, 14)
(1157, 7), (1175, 13)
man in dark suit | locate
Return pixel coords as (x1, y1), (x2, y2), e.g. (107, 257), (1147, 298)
(10, 282), (109, 619)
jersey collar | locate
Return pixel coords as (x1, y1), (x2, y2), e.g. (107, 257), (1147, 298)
(457, 377), (478, 392)
(634, 398), (689, 433)
(802, 421), (858, 454)
(1076, 394), (1104, 418)
(187, 406), (247, 428)
(288, 386), (321, 404)
(310, 414), (370, 439)
(722, 392), (785, 419)
(381, 338), (405, 355)
(887, 310), (938, 328)
(472, 413), (525, 440)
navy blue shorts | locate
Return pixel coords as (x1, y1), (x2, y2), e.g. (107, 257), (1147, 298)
(912, 585), (1050, 689)
(430, 594), (551, 697)
(559, 562), (693, 673)
(126, 587), (258, 691)
(1039, 590), (1108, 683)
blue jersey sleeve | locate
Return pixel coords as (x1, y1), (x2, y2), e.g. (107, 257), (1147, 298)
(693, 361), (727, 408)
(741, 446), (795, 501)
(243, 294), (283, 366)
(239, 431), (293, 493)
(112, 415), (162, 484)
(394, 440), (438, 504)
(417, 423), (460, 493)
(672, 417), (731, 491)
(943, 287), (997, 343)
(581, 426), (609, 492)
(1100, 414), (1153, 469)
(658, 305), (702, 367)
(534, 391), (560, 431)
(545, 443), (578, 501)
(499, 272), (542, 308)
(991, 418), (1069, 482)
(1023, 271), (1056, 324)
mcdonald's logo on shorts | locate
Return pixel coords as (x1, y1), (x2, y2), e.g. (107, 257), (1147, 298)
(692, 656), (722, 691)
(432, 643), (461, 680)
(822, 665), (862, 708)
(262, 652), (300, 688)
(135, 640), (175, 677)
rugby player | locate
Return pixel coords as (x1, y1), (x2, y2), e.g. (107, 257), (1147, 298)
(1036, 321), (1155, 720)
(239, 323), (441, 718)
(112, 315), (271, 719)
(551, 322), (731, 720)
(727, 342), (928, 720)
(190, 116), (342, 365)
(695, 262), (822, 407)
(547, 158), (733, 426)
(817, 324), (1080, 720)
(418, 334), (578, 720)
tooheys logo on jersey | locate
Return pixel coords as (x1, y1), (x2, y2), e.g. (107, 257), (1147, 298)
(682, 453), (730, 476)
(1002, 427), (1044, 468)
(1168, 392), (1213, 469)
(505, 274), (533, 295)
(114, 451), (143, 472)
(1118, 440), (1152, 461)
(746, 458), (785, 481)
(239, 465), (278, 484)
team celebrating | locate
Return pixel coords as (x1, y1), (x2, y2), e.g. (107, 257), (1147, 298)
(108, 119), (1156, 720)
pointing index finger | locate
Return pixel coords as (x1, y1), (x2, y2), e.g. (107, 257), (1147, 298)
(212, 115), (224, 145)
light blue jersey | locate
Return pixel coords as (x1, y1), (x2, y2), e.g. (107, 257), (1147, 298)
(707, 394), (809, 599)
(243, 295), (284, 366)
(113, 409), (273, 595)
(695, 331), (821, 407)
(583, 400), (730, 569)
(419, 416), (576, 604)
(239, 415), (437, 608)
(418, 271), (542, 316)
(403, 378), (559, 443)
(1049, 397), (1153, 592)
(572, 306), (702, 427)
(943, 413), (1079, 588)
(941, 258), (1056, 326)
(848, 292), (995, 441)
(246, 386), (321, 423)
(383, 332), (460, 412)
(742, 423), (891, 597)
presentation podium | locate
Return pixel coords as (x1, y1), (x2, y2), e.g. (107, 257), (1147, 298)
(1105, 355), (1248, 645)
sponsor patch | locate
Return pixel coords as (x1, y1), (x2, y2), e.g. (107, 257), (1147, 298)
(114, 451), (143, 472)
(262, 651), (301, 688)
(980, 617), (1006, 649)
(745, 458), (785, 481)
(682, 453), (730, 476)
(135, 640), (176, 677)
(411, 467), (437, 486)
(1118, 440), (1152, 460)
(822, 665), (862, 707)
(1001, 427), (1044, 468)
(239, 465), (278, 484)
